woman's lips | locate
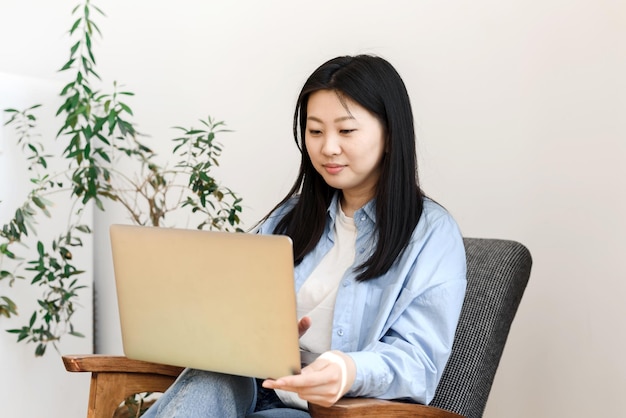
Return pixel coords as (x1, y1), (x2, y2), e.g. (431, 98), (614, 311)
(323, 164), (345, 175)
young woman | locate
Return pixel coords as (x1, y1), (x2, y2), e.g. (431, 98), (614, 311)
(143, 55), (467, 418)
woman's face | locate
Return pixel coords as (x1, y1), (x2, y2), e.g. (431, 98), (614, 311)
(305, 89), (386, 208)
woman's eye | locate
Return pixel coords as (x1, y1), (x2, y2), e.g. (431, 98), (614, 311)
(308, 129), (322, 135)
(340, 129), (356, 134)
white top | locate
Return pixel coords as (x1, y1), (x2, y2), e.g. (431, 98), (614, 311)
(277, 205), (356, 409)
(298, 206), (356, 353)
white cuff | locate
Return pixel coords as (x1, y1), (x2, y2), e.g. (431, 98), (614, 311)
(319, 351), (348, 403)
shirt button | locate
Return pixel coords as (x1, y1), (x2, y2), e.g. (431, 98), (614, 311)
(343, 280), (349, 287)
(359, 248), (365, 254)
(337, 329), (344, 336)
(360, 216), (366, 221)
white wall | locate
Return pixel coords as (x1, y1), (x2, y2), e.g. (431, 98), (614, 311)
(0, 73), (93, 416)
(1, 0), (625, 417)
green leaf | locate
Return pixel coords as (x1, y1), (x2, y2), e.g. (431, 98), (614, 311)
(119, 102), (133, 115)
(32, 196), (46, 210)
(70, 40), (80, 56)
(89, 19), (102, 37)
(35, 344), (46, 357)
(0, 296), (17, 313)
(2, 247), (16, 259)
(96, 148), (111, 162)
(60, 58), (76, 72)
(92, 5), (106, 16)
(185, 129), (205, 135)
(69, 17), (82, 35)
(75, 225), (91, 233)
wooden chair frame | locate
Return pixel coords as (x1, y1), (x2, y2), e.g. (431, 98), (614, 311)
(63, 354), (463, 418)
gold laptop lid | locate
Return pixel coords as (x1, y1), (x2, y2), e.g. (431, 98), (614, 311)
(110, 224), (301, 379)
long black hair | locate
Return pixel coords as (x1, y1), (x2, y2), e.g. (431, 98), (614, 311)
(268, 55), (425, 281)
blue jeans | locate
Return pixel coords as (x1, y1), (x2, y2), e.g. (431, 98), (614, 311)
(142, 368), (311, 418)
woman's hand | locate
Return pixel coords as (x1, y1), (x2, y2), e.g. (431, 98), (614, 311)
(262, 350), (356, 407)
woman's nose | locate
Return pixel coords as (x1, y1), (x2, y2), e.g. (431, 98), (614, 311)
(321, 135), (341, 156)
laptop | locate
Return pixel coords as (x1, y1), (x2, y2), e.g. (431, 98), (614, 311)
(109, 224), (302, 379)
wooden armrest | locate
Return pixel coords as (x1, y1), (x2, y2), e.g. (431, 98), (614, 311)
(63, 355), (184, 418)
(309, 398), (464, 418)
(62, 354), (184, 377)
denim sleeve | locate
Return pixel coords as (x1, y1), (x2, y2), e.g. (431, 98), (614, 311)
(345, 211), (467, 404)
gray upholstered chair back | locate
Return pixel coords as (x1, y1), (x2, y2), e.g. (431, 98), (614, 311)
(430, 238), (532, 418)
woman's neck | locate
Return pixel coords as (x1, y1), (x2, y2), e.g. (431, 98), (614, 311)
(340, 192), (372, 218)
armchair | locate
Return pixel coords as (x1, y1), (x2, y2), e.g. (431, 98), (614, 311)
(63, 237), (532, 418)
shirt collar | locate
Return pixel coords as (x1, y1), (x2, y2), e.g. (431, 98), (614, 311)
(327, 193), (377, 225)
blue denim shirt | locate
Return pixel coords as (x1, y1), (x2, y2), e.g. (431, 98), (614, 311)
(257, 194), (467, 404)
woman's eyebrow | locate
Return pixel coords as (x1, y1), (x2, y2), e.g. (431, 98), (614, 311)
(307, 115), (356, 123)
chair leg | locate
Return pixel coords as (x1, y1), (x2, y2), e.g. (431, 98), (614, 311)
(85, 372), (177, 418)
(87, 373), (128, 418)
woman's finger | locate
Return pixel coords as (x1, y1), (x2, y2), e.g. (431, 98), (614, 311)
(298, 316), (312, 338)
